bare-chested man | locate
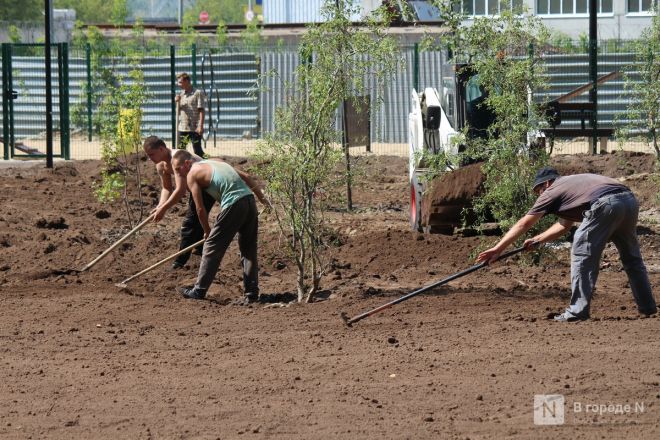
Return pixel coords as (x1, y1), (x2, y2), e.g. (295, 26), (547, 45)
(142, 136), (215, 269)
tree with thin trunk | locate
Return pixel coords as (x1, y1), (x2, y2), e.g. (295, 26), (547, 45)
(616, 10), (660, 159)
(253, 1), (400, 302)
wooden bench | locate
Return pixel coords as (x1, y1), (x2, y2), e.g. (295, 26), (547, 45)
(542, 101), (614, 153)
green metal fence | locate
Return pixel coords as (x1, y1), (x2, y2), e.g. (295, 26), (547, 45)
(1, 40), (656, 160)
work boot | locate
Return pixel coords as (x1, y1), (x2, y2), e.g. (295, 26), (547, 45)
(245, 291), (259, 304)
(178, 286), (207, 300)
(553, 310), (588, 322)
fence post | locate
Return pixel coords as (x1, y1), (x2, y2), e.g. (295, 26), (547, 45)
(589, 0), (598, 154)
(192, 43), (197, 87)
(86, 42), (92, 141)
(58, 43), (70, 160)
(413, 43), (419, 93)
(170, 44), (176, 145)
(2, 43), (10, 160)
(7, 44), (14, 155)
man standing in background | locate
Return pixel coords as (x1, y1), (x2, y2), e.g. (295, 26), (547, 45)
(175, 72), (206, 157)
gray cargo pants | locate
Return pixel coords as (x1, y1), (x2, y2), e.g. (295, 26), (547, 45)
(194, 195), (259, 295)
(568, 191), (656, 317)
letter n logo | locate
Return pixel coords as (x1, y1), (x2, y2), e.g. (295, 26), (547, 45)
(534, 394), (565, 425)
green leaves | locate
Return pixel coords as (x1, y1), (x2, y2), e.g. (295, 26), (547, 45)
(617, 12), (660, 159)
(252, 2), (400, 302)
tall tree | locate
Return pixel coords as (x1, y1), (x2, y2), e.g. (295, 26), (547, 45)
(0, 0), (43, 21)
(54, 0), (117, 23)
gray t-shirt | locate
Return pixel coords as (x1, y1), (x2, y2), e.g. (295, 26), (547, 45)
(527, 174), (628, 222)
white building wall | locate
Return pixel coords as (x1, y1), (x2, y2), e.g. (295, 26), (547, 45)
(461, 0), (655, 40)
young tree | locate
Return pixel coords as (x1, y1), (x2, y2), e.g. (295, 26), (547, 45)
(94, 67), (151, 227)
(73, 25), (152, 226)
(617, 11), (660, 159)
(321, 0), (400, 210)
(253, 1), (400, 302)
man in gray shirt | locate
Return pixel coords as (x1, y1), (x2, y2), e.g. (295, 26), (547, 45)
(477, 167), (656, 322)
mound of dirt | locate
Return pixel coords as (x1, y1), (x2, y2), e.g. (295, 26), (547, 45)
(551, 151), (657, 178)
(423, 162), (486, 205)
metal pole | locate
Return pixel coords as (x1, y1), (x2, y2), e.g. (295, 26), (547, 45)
(7, 44), (15, 156)
(2, 44), (10, 160)
(589, 0), (598, 155)
(192, 43), (197, 87)
(178, 0), (183, 25)
(86, 42), (92, 141)
(45, 0), (54, 168)
(62, 43), (70, 159)
(413, 43), (419, 93)
(170, 44), (176, 146)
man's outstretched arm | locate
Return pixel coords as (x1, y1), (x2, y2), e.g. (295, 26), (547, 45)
(477, 214), (543, 264)
(523, 218), (573, 248)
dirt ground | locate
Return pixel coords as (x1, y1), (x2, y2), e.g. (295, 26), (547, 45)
(0, 151), (659, 439)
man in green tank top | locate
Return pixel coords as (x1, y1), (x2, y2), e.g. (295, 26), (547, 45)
(171, 149), (271, 303)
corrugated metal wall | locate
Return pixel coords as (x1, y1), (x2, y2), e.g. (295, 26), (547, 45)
(263, 0), (362, 24)
(1, 44), (653, 159)
(258, 46), (444, 145)
(1, 50), (258, 142)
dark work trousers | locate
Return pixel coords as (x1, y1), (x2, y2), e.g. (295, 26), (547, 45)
(195, 195), (259, 295)
(174, 191), (216, 267)
(568, 191), (656, 317)
(178, 131), (205, 157)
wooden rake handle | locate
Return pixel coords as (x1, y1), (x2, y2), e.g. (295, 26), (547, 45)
(117, 238), (205, 287)
(80, 214), (154, 272)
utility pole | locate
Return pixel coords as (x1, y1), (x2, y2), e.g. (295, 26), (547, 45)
(45, 0), (53, 168)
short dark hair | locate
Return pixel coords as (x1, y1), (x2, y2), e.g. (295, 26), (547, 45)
(143, 135), (166, 151)
(172, 149), (193, 163)
(177, 72), (191, 82)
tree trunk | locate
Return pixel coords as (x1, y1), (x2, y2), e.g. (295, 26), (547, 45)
(344, 139), (353, 211)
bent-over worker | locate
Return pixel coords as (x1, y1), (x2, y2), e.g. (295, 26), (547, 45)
(171, 149), (271, 303)
(477, 167), (656, 322)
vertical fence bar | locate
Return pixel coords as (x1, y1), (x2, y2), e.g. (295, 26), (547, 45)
(170, 44), (176, 145)
(86, 42), (92, 141)
(57, 43), (64, 158)
(58, 43), (70, 160)
(2, 43), (10, 160)
(8, 44), (15, 156)
(589, 0), (598, 154)
(192, 43), (197, 87)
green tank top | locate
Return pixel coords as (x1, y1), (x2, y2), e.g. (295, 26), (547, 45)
(200, 160), (253, 208)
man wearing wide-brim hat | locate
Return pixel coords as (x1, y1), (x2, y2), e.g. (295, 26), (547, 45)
(477, 167), (656, 322)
